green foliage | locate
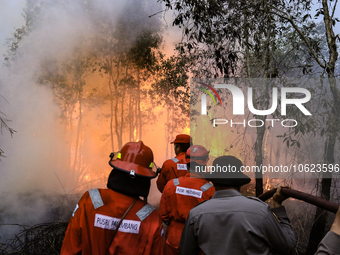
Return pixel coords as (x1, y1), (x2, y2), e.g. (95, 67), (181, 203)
(150, 55), (189, 113)
(161, 0), (260, 77)
(4, 0), (51, 66)
(149, 54), (190, 140)
(128, 30), (163, 72)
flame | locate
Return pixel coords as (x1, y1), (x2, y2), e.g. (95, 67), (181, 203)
(182, 126), (190, 135)
(264, 178), (271, 191)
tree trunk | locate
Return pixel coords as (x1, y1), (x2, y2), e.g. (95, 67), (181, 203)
(137, 68), (142, 141)
(109, 79), (114, 152)
(135, 90), (138, 141)
(111, 61), (121, 151)
(254, 119), (265, 196)
(117, 67), (128, 149)
(114, 85), (120, 148)
(306, 1), (339, 253)
(165, 103), (170, 159)
(306, 111), (337, 254)
(129, 94), (134, 141)
(255, 4), (272, 196)
(108, 60), (117, 152)
(72, 65), (84, 186)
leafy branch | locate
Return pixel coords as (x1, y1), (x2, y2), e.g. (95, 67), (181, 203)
(0, 111), (16, 158)
(268, 5), (326, 69)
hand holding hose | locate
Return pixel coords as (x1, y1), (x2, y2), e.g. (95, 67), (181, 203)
(330, 206), (340, 235)
(273, 186), (290, 208)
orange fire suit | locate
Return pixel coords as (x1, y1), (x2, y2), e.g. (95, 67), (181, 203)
(61, 188), (164, 255)
(157, 152), (188, 193)
(159, 172), (215, 254)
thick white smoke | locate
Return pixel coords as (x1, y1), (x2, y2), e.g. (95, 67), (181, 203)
(0, 0), (183, 242)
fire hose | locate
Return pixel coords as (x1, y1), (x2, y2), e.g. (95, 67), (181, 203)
(257, 187), (339, 213)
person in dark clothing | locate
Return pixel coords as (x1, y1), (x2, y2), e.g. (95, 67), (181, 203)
(179, 155), (296, 255)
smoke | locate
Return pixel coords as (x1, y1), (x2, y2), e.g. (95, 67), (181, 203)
(0, 1), (25, 57)
(1, 0), (97, 193)
(0, 0), (185, 242)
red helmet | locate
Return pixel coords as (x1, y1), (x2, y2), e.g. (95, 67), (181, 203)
(185, 145), (209, 165)
(109, 141), (157, 178)
(170, 134), (192, 145)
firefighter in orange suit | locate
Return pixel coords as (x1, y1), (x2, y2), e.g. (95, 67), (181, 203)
(157, 134), (192, 193)
(159, 145), (215, 255)
(61, 141), (164, 255)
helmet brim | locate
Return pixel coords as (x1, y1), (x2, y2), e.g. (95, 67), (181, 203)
(185, 156), (209, 165)
(109, 160), (157, 179)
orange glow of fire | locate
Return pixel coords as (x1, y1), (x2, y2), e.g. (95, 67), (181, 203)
(182, 126), (190, 135)
(264, 178), (271, 191)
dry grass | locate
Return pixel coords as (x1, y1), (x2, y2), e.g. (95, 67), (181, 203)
(0, 222), (68, 255)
